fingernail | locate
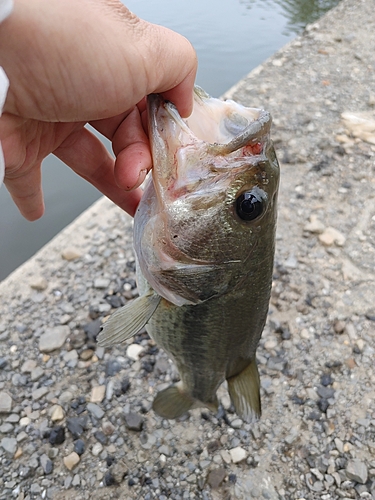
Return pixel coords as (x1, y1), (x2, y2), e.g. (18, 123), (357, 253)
(126, 168), (149, 191)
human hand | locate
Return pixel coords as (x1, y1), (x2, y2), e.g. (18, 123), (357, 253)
(0, 0), (197, 220)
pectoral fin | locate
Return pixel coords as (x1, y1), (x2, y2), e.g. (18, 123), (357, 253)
(227, 359), (261, 423)
(97, 292), (161, 347)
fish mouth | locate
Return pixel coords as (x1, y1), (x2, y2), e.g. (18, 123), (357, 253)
(148, 87), (272, 157)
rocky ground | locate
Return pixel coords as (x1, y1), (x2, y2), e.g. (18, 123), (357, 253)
(1, 0), (375, 498)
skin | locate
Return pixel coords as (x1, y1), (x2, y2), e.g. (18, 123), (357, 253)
(0, 0), (197, 220)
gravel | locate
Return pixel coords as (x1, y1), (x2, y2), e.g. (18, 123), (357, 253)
(1, 0), (375, 499)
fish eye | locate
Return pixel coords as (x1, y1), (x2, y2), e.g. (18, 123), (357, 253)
(235, 189), (265, 221)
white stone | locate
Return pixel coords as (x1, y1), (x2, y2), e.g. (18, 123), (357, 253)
(304, 215), (325, 234)
(229, 446), (247, 464)
(126, 344), (144, 361)
(29, 276), (48, 291)
(264, 337), (278, 350)
(341, 111), (375, 145)
(319, 227), (346, 247)
(94, 278), (110, 289)
(19, 417), (31, 427)
(61, 248), (82, 261)
(91, 443), (103, 456)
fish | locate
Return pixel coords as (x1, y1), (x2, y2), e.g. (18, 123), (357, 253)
(98, 87), (280, 422)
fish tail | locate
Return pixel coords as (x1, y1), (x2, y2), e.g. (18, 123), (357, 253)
(227, 358), (261, 423)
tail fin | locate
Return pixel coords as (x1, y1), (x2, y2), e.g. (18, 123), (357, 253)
(227, 358), (261, 423)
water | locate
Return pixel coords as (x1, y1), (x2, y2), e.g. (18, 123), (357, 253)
(0, 0), (339, 281)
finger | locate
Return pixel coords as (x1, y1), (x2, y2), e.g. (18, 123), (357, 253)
(54, 126), (142, 216)
(111, 107), (152, 191)
(90, 111), (133, 142)
(144, 25), (197, 117)
(159, 66), (196, 118)
(4, 162), (45, 221)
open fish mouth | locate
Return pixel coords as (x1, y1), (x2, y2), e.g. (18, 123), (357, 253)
(148, 86), (272, 158)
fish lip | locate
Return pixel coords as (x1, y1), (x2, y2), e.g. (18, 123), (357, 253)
(206, 110), (272, 156)
(147, 92), (272, 156)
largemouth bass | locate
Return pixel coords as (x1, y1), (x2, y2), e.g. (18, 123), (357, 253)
(98, 87), (280, 422)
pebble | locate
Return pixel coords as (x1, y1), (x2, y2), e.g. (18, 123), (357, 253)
(94, 430), (108, 445)
(105, 359), (122, 377)
(229, 446), (247, 464)
(63, 452), (80, 470)
(304, 215), (325, 234)
(220, 449), (232, 464)
(1, 437), (18, 455)
(87, 403), (105, 419)
(50, 405), (65, 422)
(20, 360), (37, 373)
(61, 248), (82, 261)
(80, 349), (95, 360)
(318, 227), (346, 246)
(74, 439), (85, 456)
(29, 276), (48, 291)
(0, 391), (12, 413)
(72, 474), (81, 486)
(110, 460), (128, 484)
(59, 390), (74, 403)
(91, 442), (103, 456)
(39, 326), (70, 352)
(123, 411), (143, 431)
(0, 422), (14, 433)
(102, 421), (116, 436)
(140, 432), (157, 450)
(158, 444), (171, 456)
(40, 453), (53, 474)
(126, 344), (144, 361)
(90, 385), (106, 403)
(346, 459), (368, 484)
(32, 386), (49, 401)
(67, 417), (86, 439)
(83, 319), (102, 341)
(31, 366), (44, 381)
(207, 468), (227, 489)
(230, 418), (243, 429)
(94, 278), (110, 289)
(49, 426), (65, 445)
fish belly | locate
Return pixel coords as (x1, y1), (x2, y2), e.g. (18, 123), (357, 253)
(146, 284), (269, 405)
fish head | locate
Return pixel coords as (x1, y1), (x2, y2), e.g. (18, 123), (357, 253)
(135, 87), (280, 306)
